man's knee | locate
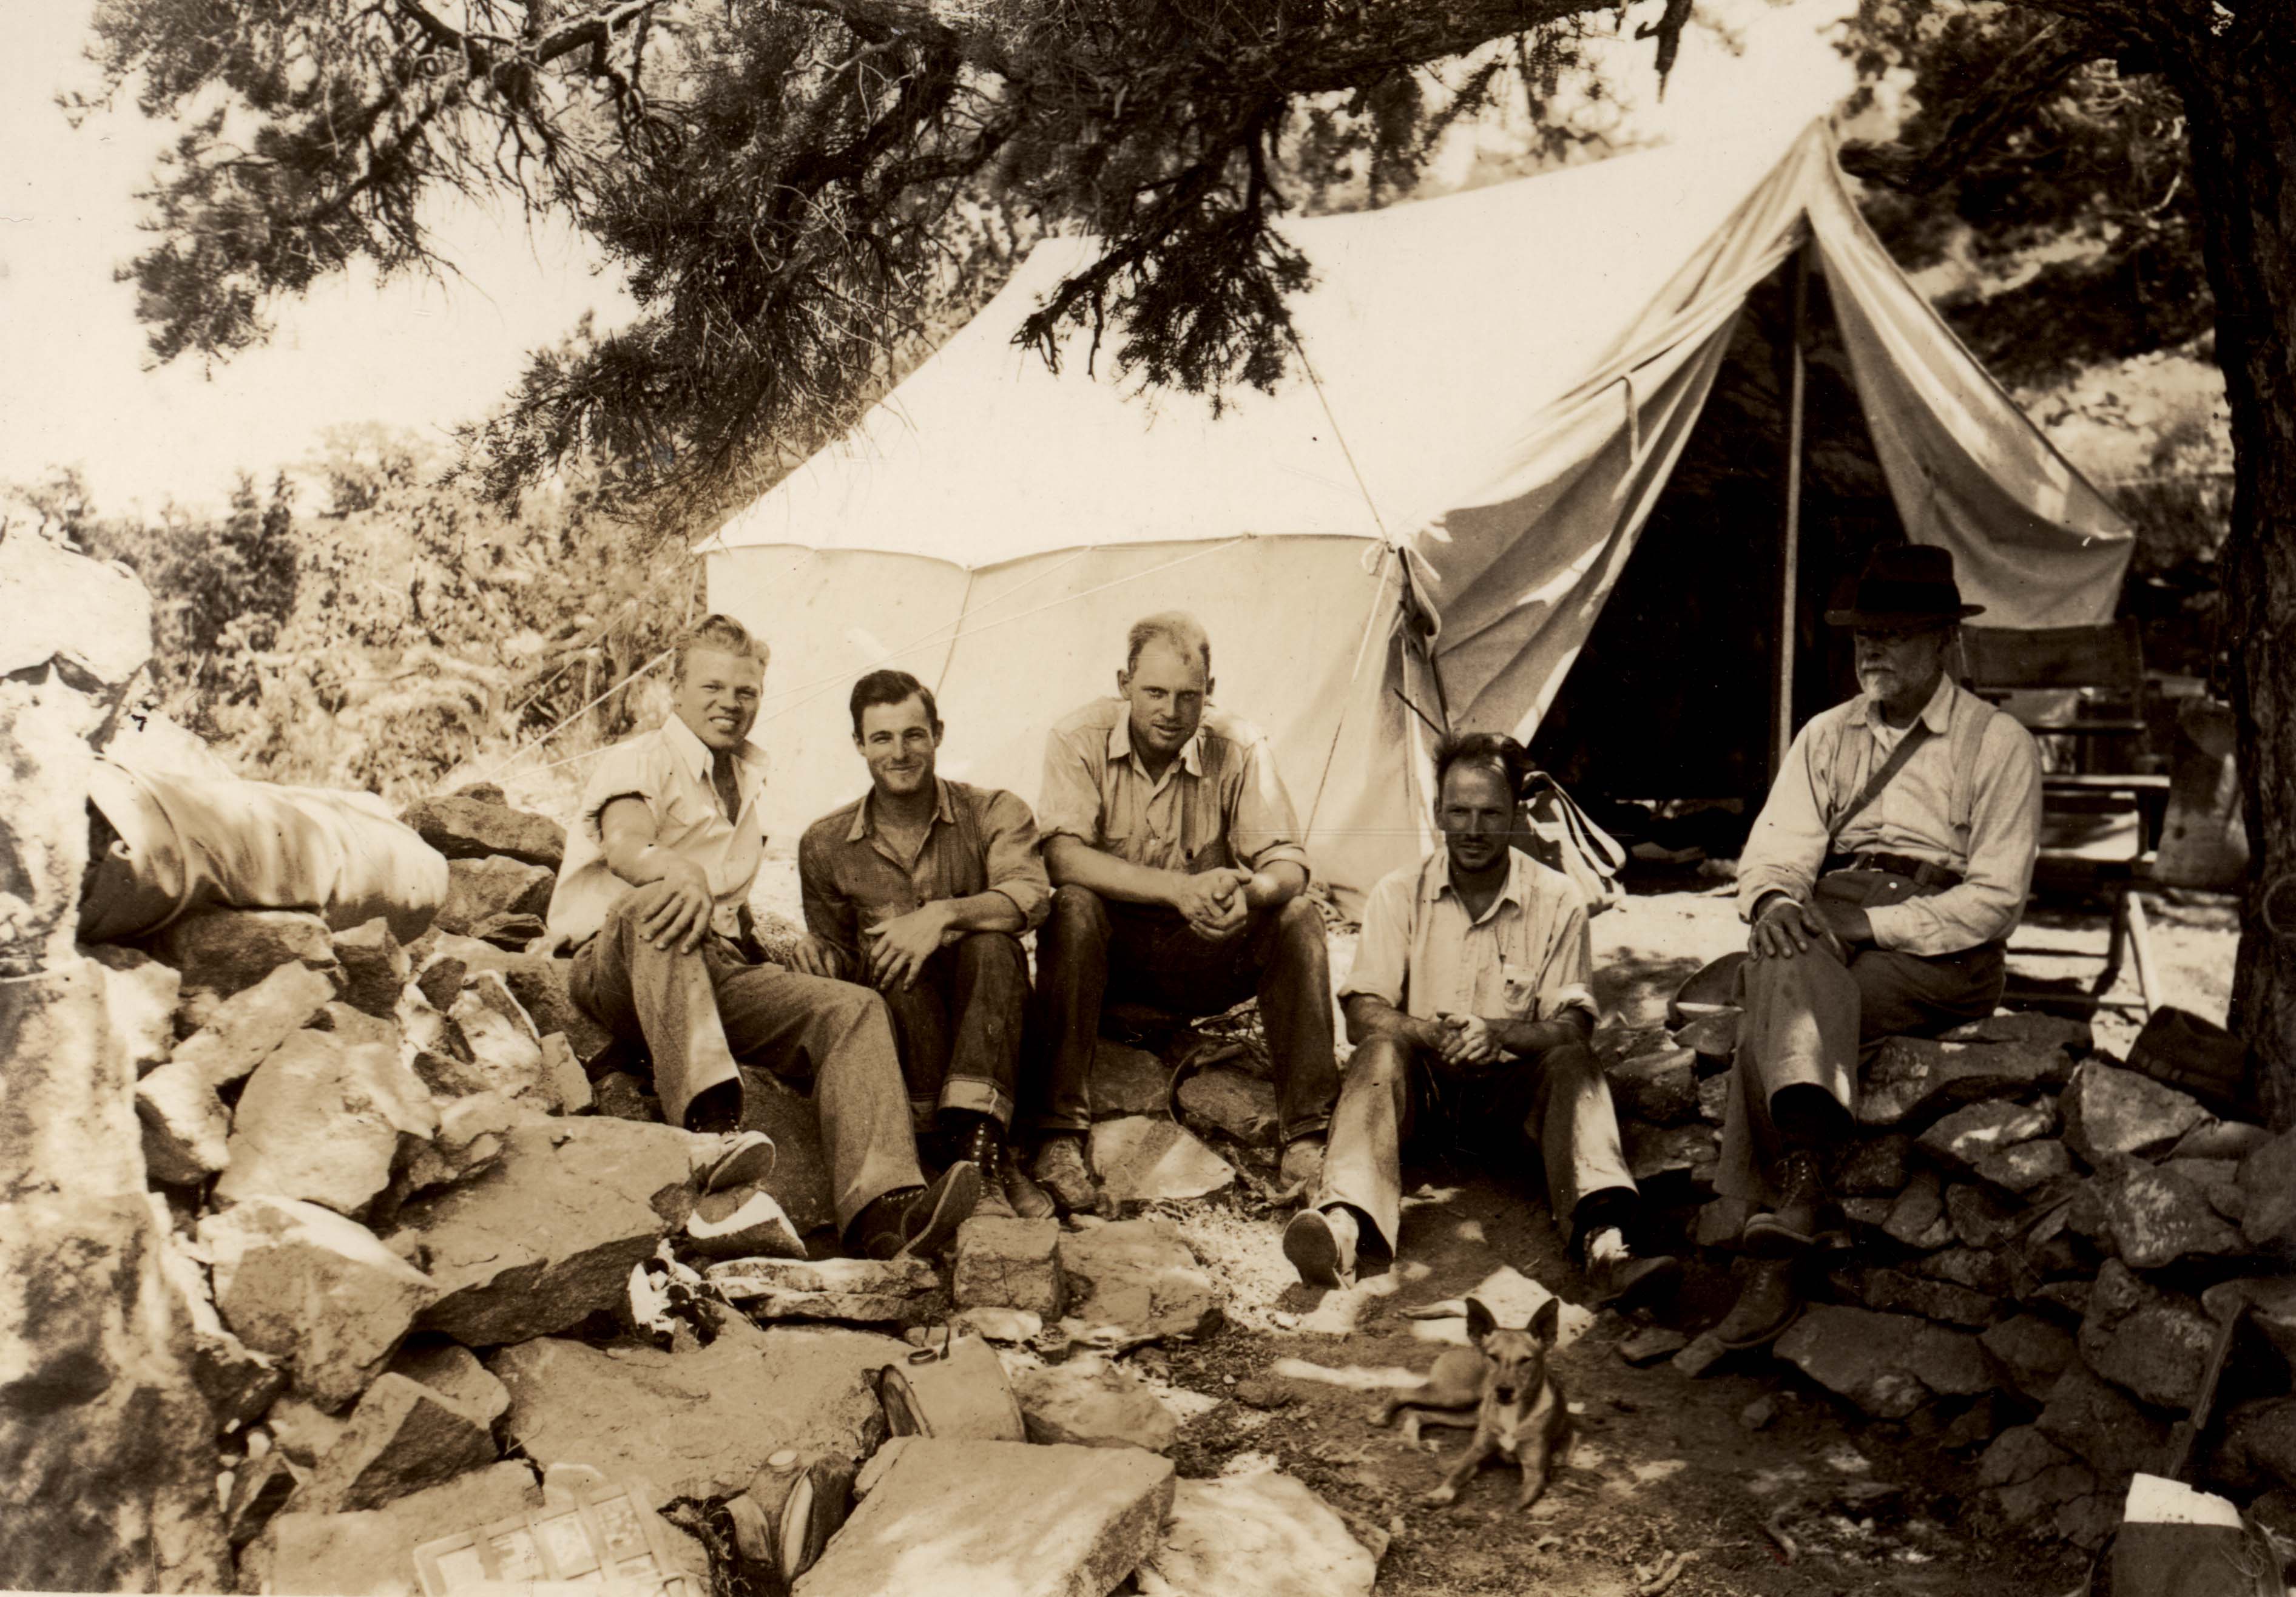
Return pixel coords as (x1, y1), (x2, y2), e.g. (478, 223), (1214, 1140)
(1274, 896), (1326, 944)
(601, 880), (680, 936)
(952, 929), (1027, 976)
(1348, 1034), (1413, 1087)
(1047, 884), (1110, 940)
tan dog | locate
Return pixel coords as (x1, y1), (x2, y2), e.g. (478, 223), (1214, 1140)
(1373, 1295), (1570, 1510)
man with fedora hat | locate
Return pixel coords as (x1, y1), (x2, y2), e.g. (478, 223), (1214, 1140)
(1707, 544), (2041, 1350)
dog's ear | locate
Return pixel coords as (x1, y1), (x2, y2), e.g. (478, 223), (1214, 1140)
(1464, 1297), (1497, 1345)
(1530, 1294), (1561, 1346)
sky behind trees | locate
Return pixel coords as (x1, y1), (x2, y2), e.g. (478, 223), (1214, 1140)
(1, 0), (1855, 517)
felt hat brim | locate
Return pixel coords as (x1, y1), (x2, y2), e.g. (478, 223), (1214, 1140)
(1824, 601), (1986, 628)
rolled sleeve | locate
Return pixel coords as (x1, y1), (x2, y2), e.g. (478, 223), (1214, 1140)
(1537, 893), (1599, 1025)
(979, 789), (1052, 931)
(1227, 738), (1311, 877)
(1738, 722), (1829, 922)
(1036, 726), (1106, 848)
(1868, 717), (2042, 956)
(1338, 872), (1415, 1008)
(577, 741), (663, 841)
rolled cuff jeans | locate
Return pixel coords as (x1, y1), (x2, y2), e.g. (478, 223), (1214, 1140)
(1030, 885), (1339, 1143)
(872, 930), (1028, 1132)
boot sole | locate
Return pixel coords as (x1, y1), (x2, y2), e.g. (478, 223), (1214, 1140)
(896, 1162), (982, 1259)
(1715, 1296), (1805, 1352)
(703, 1133), (778, 1194)
(1283, 1210), (1352, 1289)
(1593, 1254), (1682, 1312)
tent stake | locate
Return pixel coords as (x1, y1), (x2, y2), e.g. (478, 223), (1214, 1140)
(1772, 233), (1814, 782)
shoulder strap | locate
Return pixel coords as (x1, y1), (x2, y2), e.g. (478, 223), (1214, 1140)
(1946, 689), (1992, 840)
(1827, 718), (1938, 845)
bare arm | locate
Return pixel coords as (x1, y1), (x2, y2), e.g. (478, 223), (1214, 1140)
(1043, 834), (1251, 934)
(1343, 992), (1444, 1053)
(598, 795), (714, 954)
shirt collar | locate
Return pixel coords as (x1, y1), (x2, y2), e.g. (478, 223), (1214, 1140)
(847, 777), (956, 843)
(1107, 708), (1204, 778)
(663, 713), (768, 792)
(1848, 672), (1957, 736)
(1423, 845), (1528, 922)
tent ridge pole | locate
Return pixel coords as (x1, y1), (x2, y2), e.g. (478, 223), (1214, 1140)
(1772, 229), (1814, 782)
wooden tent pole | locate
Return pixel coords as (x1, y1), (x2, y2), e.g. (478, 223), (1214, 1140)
(1772, 233), (1814, 781)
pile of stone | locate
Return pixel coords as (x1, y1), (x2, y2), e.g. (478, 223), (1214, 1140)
(1601, 1007), (2296, 1551)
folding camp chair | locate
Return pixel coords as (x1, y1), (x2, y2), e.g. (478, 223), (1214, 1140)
(1960, 620), (2170, 1017)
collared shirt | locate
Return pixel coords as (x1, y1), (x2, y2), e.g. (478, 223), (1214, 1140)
(544, 714), (771, 953)
(1340, 847), (1598, 1028)
(797, 778), (1051, 968)
(1037, 698), (1311, 877)
(1738, 674), (2042, 957)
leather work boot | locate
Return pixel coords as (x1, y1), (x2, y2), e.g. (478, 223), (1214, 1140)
(1277, 1136), (1326, 1198)
(1000, 1145), (1057, 1221)
(1584, 1229), (1681, 1312)
(1741, 1149), (1835, 1257)
(853, 1162), (982, 1260)
(957, 1119), (1016, 1221)
(1712, 1256), (1805, 1351)
(1283, 1204), (1359, 1290)
(1030, 1134), (1099, 1216)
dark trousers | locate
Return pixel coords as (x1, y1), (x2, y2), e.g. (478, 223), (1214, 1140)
(1716, 871), (2005, 1207)
(1317, 1034), (1636, 1256)
(874, 931), (1028, 1132)
(1030, 885), (1340, 1142)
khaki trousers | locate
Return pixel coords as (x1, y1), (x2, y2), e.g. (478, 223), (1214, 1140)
(1715, 871), (2005, 1207)
(1313, 1033), (1637, 1257)
(569, 883), (923, 1231)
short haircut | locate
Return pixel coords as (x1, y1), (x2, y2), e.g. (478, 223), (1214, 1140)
(849, 669), (940, 737)
(1432, 731), (1528, 802)
(1125, 611), (1212, 675)
(674, 614), (769, 680)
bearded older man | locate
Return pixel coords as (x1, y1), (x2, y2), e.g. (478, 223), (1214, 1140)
(1708, 546), (2042, 1350)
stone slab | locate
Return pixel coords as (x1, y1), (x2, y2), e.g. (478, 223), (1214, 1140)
(1137, 1468), (1379, 1597)
(1089, 1116), (1234, 1204)
(797, 1437), (1173, 1597)
(1774, 1305), (1990, 1419)
(1015, 1355), (1181, 1452)
(1058, 1220), (1222, 1350)
(491, 1319), (902, 1502)
(1859, 1035), (2071, 1129)
(953, 1216), (1065, 1315)
(2062, 1061), (2211, 1167)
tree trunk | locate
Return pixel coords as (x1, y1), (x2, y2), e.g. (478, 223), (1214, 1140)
(2172, 29), (2296, 1129)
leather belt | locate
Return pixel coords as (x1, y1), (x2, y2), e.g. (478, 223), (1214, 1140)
(1822, 850), (1964, 890)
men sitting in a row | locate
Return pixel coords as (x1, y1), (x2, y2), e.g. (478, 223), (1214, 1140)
(542, 606), (1666, 1297)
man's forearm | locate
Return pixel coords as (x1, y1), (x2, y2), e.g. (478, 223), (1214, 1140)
(1043, 836), (1181, 907)
(1243, 860), (1307, 911)
(1490, 1013), (1593, 1058)
(935, 890), (1026, 934)
(1343, 996), (1439, 1050)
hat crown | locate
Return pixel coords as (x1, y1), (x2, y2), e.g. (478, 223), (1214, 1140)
(1831, 544), (1978, 626)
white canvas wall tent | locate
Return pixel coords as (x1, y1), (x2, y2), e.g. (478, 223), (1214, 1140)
(701, 119), (2133, 909)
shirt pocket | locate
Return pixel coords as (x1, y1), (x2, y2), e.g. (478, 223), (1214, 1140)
(1499, 961), (1542, 1018)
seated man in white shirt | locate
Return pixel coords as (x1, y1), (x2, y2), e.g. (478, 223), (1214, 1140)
(546, 615), (979, 1260)
(1286, 732), (1676, 1308)
(1710, 547), (2041, 1350)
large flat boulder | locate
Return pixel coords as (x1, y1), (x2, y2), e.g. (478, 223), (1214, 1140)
(796, 1437), (1173, 1597)
(2061, 1061), (2211, 1166)
(241, 1461), (541, 1597)
(434, 857), (555, 938)
(1015, 1356), (1180, 1452)
(399, 794), (566, 871)
(1089, 1042), (1172, 1119)
(1090, 1117), (1234, 1204)
(83, 942), (179, 1072)
(1918, 1099), (2056, 1169)
(215, 1030), (439, 1217)
(1058, 1220), (1222, 1350)
(1137, 1468), (1379, 1597)
(393, 1118), (697, 1347)
(1857, 1036), (2071, 1129)
(147, 907), (339, 1002)
(2078, 1260), (2217, 1410)
(705, 1256), (944, 1326)
(2095, 1158), (2247, 1268)
(491, 1319), (902, 1501)
(953, 1217), (1065, 1315)
(293, 1372), (500, 1514)
(2036, 1359), (2172, 1477)
(1774, 1305), (1990, 1419)
(201, 1196), (437, 1410)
